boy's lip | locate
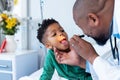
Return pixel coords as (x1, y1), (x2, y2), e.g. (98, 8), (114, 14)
(58, 36), (68, 45)
(59, 36), (66, 42)
(60, 38), (69, 46)
(60, 38), (67, 43)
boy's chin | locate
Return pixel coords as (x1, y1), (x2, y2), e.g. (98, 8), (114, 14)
(57, 47), (70, 53)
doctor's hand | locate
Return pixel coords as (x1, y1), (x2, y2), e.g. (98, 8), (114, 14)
(54, 47), (86, 69)
(70, 35), (99, 64)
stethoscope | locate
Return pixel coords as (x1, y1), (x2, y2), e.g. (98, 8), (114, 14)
(110, 20), (119, 65)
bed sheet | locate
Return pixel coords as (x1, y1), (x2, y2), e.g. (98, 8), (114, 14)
(19, 68), (67, 80)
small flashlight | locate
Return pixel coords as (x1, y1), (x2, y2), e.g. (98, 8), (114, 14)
(79, 35), (85, 38)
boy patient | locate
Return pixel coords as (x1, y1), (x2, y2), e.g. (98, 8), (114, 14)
(37, 18), (92, 80)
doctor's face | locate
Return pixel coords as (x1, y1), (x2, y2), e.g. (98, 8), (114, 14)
(73, 14), (111, 45)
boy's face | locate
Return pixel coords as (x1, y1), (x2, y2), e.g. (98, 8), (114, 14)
(44, 23), (69, 51)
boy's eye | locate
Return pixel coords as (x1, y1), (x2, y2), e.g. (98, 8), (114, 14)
(60, 29), (64, 32)
(52, 33), (56, 37)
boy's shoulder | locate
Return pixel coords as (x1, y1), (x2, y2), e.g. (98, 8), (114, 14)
(46, 49), (55, 58)
(47, 49), (54, 54)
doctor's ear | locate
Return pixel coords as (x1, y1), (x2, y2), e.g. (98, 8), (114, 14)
(87, 13), (99, 27)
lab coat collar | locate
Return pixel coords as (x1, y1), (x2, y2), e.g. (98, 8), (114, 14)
(112, 0), (120, 39)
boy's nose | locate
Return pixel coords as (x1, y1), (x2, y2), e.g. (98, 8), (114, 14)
(58, 32), (63, 36)
(58, 35), (65, 41)
(60, 33), (63, 36)
(60, 33), (64, 37)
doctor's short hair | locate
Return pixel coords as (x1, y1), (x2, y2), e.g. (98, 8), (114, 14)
(37, 18), (59, 44)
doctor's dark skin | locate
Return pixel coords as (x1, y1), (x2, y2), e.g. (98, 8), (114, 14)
(70, 35), (98, 64)
(72, 0), (114, 64)
(54, 0), (114, 66)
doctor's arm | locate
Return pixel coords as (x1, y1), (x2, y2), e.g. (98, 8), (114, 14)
(70, 35), (120, 80)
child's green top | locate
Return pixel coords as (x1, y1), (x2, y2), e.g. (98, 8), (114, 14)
(40, 49), (92, 80)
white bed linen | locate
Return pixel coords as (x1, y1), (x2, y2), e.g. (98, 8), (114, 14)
(19, 68), (67, 80)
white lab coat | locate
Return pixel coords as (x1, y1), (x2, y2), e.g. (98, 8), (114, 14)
(91, 0), (120, 80)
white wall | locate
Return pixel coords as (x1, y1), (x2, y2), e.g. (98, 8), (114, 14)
(43, 0), (83, 39)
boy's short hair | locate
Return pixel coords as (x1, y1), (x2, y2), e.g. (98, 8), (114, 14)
(37, 18), (59, 44)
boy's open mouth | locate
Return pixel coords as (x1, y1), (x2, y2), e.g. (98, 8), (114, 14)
(60, 38), (68, 46)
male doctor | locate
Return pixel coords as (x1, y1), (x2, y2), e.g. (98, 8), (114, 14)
(54, 0), (120, 80)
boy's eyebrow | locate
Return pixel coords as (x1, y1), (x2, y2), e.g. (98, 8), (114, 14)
(58, 26), (62, 28)
(48, 31), (54, 35)
(49, 29), (56, 35)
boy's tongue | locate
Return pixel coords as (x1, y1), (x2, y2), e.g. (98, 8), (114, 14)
(59, 36), (68, 46)
(61, 39), (68, 45)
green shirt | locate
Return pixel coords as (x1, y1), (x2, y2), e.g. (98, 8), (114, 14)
(40, 49), (92, 80)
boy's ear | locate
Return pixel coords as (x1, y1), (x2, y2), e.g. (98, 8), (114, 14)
(87, 13), (99, 27)
(45, 43), (53, 49)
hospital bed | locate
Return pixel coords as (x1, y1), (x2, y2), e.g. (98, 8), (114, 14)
(19, 68), (67, 80)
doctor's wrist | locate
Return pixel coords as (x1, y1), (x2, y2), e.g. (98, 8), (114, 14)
(88, 52), (99, 64)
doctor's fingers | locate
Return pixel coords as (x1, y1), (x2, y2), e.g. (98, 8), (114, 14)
(70, 35), (86, 45)
(70, 35), (83, 49)
(55, 54), (71, 64)
(55, 53), (63, 63)
(53, 47), (61, 62)
(55, 53), (66, 64)
(70, 35), (92, 48)
(70, 35), (91, 58)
